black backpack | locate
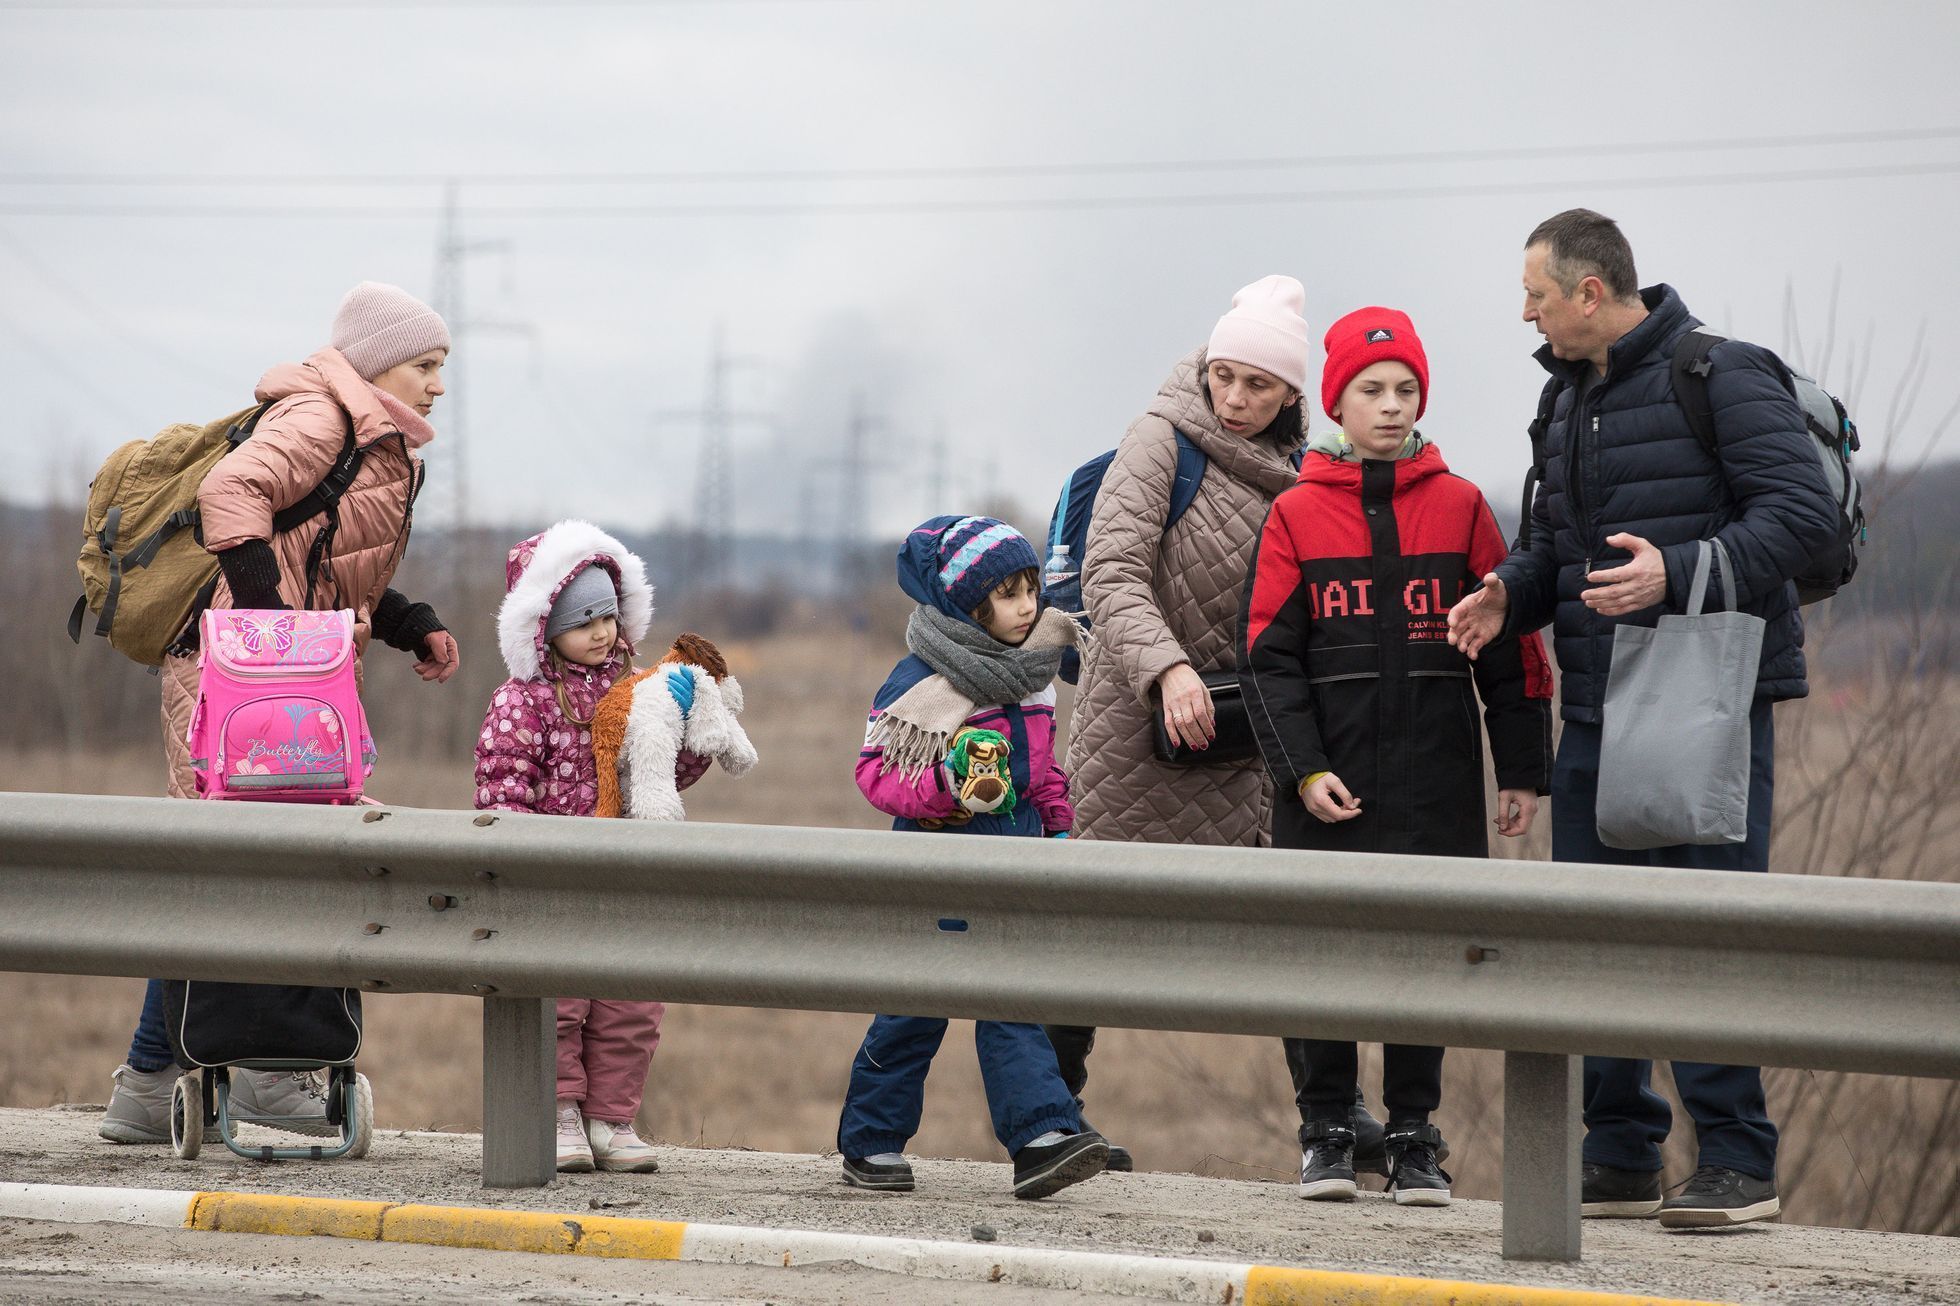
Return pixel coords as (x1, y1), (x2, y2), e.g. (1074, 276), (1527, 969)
(1515, 338), (1866, 605)
(1042, 432), (1303, 683)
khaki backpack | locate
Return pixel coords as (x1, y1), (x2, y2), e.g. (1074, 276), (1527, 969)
(71, 403), (363, 665)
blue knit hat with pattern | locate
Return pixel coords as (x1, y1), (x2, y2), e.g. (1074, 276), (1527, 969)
(896, 515), (1042, 624)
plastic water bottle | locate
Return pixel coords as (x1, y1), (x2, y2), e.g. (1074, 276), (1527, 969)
(1043, 543), (1079, 612)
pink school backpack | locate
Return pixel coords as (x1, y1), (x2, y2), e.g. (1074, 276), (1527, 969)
(187, 608), (375, 802)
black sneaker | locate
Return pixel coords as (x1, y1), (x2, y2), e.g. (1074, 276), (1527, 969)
(1384, 1123), (1452, 1207)
(1079, 1120), (1133, 1173)
(1298, 1120), (1357, 1201)
(1012, 1132), (1108, 1200)
(842, 1154), (914, 1192)
(1349, 1095), (1448, 1176)
(1658, 1165), (1780, 1228)
(1580, 1161), (1662, 1218)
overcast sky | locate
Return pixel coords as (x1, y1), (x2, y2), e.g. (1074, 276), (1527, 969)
(3, 0), (1956, 555)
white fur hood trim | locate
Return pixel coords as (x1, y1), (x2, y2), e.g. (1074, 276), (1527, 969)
(496, 519), (654, 681)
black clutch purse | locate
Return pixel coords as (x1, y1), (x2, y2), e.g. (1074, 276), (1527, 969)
(1151, 668), (1259, 765)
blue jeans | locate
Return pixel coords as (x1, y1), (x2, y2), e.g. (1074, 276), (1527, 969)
(127, 978), (175, 1073)
(1553, 697), (1780, 1181)
(836, 1015), (1081, 1159)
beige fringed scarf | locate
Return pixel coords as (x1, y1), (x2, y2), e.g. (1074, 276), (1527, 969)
(868, 606), (1085, 780)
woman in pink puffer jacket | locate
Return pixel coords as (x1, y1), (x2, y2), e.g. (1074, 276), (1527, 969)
(102, 282), (460, 1151)
(473, 519), (703, 1175)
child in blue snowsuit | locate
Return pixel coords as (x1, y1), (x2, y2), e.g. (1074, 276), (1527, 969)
(836, 515), (1108, 1200)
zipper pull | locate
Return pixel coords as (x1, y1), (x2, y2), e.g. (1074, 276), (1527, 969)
(1592, 416), (1600, 432)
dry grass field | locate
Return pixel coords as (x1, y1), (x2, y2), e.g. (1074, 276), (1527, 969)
(2, 622), (1954, 1236)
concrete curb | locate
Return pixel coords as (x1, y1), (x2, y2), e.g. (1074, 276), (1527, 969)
(0, 1182), (1733, 1305)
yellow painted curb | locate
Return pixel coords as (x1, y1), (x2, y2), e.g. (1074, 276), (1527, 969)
(384, 1203), (685, 1260)
(186, 1191), (390, 1240)
(183, 1191), (684, 1262)
(169, 1189), (1731, 1306)
(1245, 1264), (1727, 1306)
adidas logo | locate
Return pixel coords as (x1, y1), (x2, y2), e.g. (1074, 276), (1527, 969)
(1366, 327), (1395, 343)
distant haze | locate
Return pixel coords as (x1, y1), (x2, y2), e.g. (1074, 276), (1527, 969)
(2, 0), (1956, 557)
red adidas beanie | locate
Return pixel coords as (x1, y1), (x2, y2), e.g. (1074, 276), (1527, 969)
(1321, 307), (1430, 422)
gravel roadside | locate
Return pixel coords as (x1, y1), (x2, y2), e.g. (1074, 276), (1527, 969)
(2, 1106), (1952, 1304)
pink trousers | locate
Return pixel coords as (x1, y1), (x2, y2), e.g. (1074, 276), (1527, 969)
(556, 998), (665, 1123)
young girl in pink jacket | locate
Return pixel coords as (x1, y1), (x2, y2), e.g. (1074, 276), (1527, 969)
(474, 519), (698, 1173)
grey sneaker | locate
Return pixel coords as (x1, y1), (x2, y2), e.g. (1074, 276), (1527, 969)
(226, 1068), (336, 1138)
(100, 1064), (218, 1144)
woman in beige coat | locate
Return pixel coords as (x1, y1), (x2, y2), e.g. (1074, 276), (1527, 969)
(102, 282), (459, 1147)
(1048, 276), (1311, 1153)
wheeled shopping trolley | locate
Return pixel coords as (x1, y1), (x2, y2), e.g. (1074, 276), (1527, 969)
(164, 978), (372, 1162)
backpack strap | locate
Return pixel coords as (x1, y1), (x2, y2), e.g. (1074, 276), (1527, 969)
(1166, 431), (1208, 530)
(1515, 377), (1564, 550)
(1163, 433), (1301, 532)
(1671, 330), (1725, 460)
(1048, 474), (1072, 554)
(271, 408), (364, 536)
(281, 410), (365, 610)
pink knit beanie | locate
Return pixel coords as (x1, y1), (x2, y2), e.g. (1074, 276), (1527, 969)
(331, 282), (451, 380)
(1205, 274), (1311, 392)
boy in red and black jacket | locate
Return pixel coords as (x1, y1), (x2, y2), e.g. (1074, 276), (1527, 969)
(1239, 306), (1554, 1208)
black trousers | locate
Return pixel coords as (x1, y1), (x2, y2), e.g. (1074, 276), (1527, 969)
(1043, 1024), (1095, 1102)
(1286, 1037), (1443, 1127)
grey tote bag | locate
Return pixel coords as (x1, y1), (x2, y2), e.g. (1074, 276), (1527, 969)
(1596, 539), (1765, 850)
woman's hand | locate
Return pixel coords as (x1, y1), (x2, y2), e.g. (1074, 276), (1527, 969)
(414, 630), (460, 683)
(1156, 663), (1215, 749)
(1494, 788), (1539, 838)
(1300, 773), (1362, 823)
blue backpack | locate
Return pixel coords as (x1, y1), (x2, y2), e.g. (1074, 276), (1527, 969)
(1043, 431), (1301, 683)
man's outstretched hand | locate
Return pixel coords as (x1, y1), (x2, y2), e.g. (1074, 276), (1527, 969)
(1447, 574), (1509, 661)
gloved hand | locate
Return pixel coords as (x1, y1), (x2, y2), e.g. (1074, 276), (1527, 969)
(945, 727), (1016, 817)
(665, 665), (696, 717)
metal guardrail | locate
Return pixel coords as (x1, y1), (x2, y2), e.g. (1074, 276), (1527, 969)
(2, 791), (1956, 1262)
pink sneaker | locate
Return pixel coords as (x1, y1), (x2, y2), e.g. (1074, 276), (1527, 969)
(556, 1102), (593, 1173)
(585, 1118), (659, 1173)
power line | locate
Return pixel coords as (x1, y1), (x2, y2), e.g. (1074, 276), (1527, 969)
(0, 158), (1955, 220)
(0, 225), (236, 390)
(5, 127), (1958, 188)
(0, 302), (149, 428)
(0, 0), (794, 8)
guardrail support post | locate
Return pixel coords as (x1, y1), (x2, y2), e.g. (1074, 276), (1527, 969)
(481, 996), (554, 1188)
(1502, 1050), (1581, 1261)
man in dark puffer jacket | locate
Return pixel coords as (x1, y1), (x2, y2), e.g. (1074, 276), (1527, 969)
(1448, 209), (1836, 1230)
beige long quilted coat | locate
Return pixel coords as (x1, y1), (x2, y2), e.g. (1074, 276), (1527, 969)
(1066, 348), (1306, 847)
